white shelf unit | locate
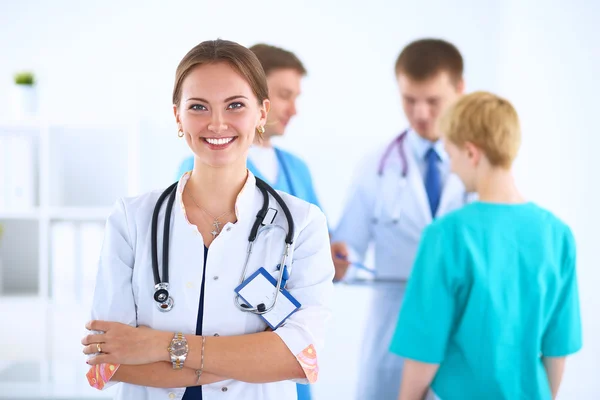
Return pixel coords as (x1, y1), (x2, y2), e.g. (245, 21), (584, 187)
(0, 118), (140, 300)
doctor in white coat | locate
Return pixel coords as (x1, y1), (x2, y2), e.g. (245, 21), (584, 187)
(331, 39), (468, 400)
(81, 39), (334, 400)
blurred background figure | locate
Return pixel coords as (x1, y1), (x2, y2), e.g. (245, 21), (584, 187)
(330, 39), (468, 400)
(390, 91), (582, 400)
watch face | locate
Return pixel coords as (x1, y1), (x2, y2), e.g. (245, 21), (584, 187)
(171, 341), (188, 357)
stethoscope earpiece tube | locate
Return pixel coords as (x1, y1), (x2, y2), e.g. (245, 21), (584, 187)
(162, 186), (178, 284)
(249, 184), (270, 242)
(255, 178), (295, 244)
(373, 130), (409, 225)
(151, 182), (178, 312)
(378, 130), (409, 178)
(151, 182), (178, 285)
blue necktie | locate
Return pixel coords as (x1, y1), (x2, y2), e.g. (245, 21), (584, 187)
(425, 147), (442, 218)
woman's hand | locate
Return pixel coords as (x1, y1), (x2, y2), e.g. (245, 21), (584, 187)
(82, 321), (171, 366)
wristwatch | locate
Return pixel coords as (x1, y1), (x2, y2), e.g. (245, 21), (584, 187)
(167, 332), (188, 369)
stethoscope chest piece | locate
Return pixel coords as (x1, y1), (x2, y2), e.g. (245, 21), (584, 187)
(154, 282), (174, 312)
(157, 297), (174, 312)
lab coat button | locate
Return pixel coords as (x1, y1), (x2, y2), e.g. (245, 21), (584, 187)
(186, 282), (193, 288)
(168, 393), (175, 399)
(213, 276), (219, 280)
(226, 227), (232, 232)
(221, 386), (228, 392)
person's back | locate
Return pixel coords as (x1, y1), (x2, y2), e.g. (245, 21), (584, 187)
(389, 91), (582, 400)
(396, 201), (579, 399)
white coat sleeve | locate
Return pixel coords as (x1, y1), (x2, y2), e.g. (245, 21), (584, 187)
(273, 204), (335, 384)
(331, 154), (376, 262)
(86, 198), (137, 390)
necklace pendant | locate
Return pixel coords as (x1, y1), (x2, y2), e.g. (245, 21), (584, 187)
(211, 220), (221, 238)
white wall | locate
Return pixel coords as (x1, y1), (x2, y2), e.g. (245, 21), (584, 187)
(493, 1), (600, 398)
(1, 0), (598, 398)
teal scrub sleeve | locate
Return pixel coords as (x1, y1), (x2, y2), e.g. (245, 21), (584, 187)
(542, 230), (583, 356)
(177, 156), (194, 180)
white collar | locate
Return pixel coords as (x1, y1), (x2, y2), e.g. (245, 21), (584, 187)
(406, 128), (449, 163)
(176, 170), (258, 224)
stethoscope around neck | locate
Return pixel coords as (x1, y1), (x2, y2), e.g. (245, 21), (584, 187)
(373, 129), (471, 224)
(372, 130), (409, 224)
(151, 177), (295, 313)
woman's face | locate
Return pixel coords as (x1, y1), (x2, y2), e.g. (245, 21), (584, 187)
(174, 62), (269, 168)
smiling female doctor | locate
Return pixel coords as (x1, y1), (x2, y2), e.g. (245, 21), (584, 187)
(81, 39), (334, 400)
(177, 43), (322, 211)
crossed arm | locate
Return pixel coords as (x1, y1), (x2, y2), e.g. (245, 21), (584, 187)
(83, 322), (305, 388)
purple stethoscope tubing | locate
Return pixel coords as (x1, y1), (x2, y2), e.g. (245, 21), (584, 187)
(373, 130), (410, 224)
(377, 129), (409, 177)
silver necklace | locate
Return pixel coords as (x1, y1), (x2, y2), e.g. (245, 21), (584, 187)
(187, 192), (233, 238)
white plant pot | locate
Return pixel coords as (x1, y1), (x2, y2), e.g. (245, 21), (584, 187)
(11, 84), (38, 119)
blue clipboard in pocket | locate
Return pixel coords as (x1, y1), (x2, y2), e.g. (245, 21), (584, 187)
(234, 267), (301, 330)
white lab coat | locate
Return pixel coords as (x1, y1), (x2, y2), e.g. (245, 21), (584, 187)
(332, 131), (467, 400)
(89, 172), (334, 400)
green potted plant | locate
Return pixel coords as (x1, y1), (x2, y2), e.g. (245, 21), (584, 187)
(14, 72), (35, 85)
(12, 70), (38, 118)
